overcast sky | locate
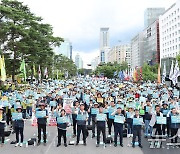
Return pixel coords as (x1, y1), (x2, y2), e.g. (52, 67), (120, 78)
(20, 0), (176, 68)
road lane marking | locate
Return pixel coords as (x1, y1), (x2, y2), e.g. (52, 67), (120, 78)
(44, 135), (57, 154)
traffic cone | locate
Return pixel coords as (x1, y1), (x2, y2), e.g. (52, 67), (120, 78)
(48, 117), (57, 126)
(31, 117), (37, 126)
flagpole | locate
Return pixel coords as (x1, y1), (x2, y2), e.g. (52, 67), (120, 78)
(20, 59), (26, 82)
(57, 69), (58, 80)
(162, 62), (166, 84)
(157, 64), (161, 84)
(38, 65), (41, 84)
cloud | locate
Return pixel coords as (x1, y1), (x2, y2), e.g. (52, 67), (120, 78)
(19, 0), (176, 64)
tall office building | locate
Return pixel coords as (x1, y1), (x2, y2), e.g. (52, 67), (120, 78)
(75, 53), (83, 69)
(56, 39), (72, 59)
(107, 44), (131, 73)
(144, 8), (165, 28)
(107, 44), (131, 65)
(100, 28), (110, 49)
(107, 46), (117, 63)
(131, 33), (144, 71)
(100, 28), (110, 63)
(143, 20), (160, 65)
(159, 1), (180, 63)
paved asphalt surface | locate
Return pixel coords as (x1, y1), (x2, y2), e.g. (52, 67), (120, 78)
(0, 120), (179, 154)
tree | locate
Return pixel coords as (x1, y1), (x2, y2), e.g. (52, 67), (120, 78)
(93, 61), (129, 78)
(78, 68), (85, 75)
(94, 63), (116, 78)
(54, 54), (77, 78)
(0, 0), (63, 81)
(21, 22), (63, 81)
(142, 63), (158, 81)
(0, 0), (35, 81)
(177, 54), (180, 66)
(120, 61), (128, 71)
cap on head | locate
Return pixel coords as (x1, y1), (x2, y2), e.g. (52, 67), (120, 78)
(80, 103), (85, 106)
(94, 102), (99, 105)
(16, 106), (22, 111)
(39, 103), (45, 106)
(162, 102), (168, 106)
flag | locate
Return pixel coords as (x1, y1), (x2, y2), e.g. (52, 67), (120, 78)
(38, 65), (41, 81)
(133, 67), (138, 82)
(157, 64), (161, 84)
(65, 71), (68, 79)
(139, 67), (143, 80)
(169, 60), (174, 80)
(33, 64), (36, 76)
(57, 69), (59, 79)
(119, 71), (124, 80)
(44, 67), (48, 79)
(1, 55), (6, 81)
(20, 59), (26, 81)
(124, 71), (127, 79)
(124, 71), (130, 81)
(172, 60), (180, 85)
(0, 55), (6, 82)
(114, 71), (117, 77)
(162, 62), (166, 84)
(0, 56), (2, 70)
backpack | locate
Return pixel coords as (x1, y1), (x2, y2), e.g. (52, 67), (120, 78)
(4, 131), (11, 137)
(106, 137), (113, 144)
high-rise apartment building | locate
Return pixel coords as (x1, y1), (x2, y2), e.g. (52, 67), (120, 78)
(159, 1), (180, 63)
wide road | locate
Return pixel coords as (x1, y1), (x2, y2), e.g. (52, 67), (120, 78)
(0, 120), (179, 154)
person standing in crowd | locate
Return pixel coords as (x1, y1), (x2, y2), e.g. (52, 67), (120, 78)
(108, 101), (116, 135)
(126, 106), (134, 137)
(4, 101), (11, 127)
(150, 105), (163, 135)
(139, 101), (145, 119)
(161, 102), (170, 136)
(144, 100), (152, 138)
(87, 100), (93, 125)
(14, 106), (25, 147)
(169, 98), (179, 111)
(90, 102), (99, 138)
(0, 106), (6, 147)
(56, 109), (68, 147)
(104, 102), (109, 119)
(36, 103), (48, 146)
(26, 95), (33, 117)
(169, 108), (180, 143)
(112, 107), (125, 147)
(72, 101), (79, 138)
(132, 109), (143, 148)
(76, 103), (88, 146)
(21, 96), (27, 119)
(96, 93), (105, 107)
(96, 106), (107, 147)
(56, 103), (63, 113)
